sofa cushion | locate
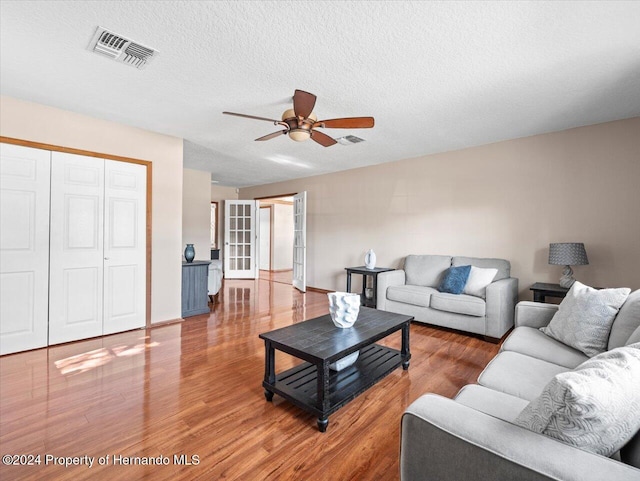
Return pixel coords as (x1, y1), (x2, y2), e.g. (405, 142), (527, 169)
(478, 351), (569, 401)
(541, 282), (631, 357)
(438, 265), (471, 294)
(454, 384), (529, 422)
(514, 343), (640, 458)
(404, 255), (451, 287)
(452, 256), (510, 281)
(463, 266), (498, 298)
(501, 326), (588, 368)
(430, 292), (485, 317)
(627, 325), (640, 346)
(608, 289), (640, 350)
(386, 285), (436, 308)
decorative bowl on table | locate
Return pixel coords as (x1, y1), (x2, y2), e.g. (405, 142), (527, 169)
(327, 292), (361, 328)
(329, 351), (359, 372)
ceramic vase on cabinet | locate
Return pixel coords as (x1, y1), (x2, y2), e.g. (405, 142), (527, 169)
(364, 249), (376, 270)
(184, 244), (195, 263)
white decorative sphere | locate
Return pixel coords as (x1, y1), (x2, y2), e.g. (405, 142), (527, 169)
(327, 292), (361, 328)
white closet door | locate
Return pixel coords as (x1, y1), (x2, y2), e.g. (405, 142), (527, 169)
(0, 144), (51, 355)
(49, 152), (104, 345)
(103, 161), (146, 335)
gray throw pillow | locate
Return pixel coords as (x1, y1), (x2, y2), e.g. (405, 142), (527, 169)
(541, 281), (631, 357)
(514, 343), (640, 457)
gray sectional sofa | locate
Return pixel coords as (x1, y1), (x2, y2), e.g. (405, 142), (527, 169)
(400, 292), (640, 481)
(377, 255), (518, 341)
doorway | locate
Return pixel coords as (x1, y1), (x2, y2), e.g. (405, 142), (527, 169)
(257, 195), (294, 286)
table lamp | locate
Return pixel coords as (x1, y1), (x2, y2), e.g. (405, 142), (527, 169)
(548, 242), (589, 288)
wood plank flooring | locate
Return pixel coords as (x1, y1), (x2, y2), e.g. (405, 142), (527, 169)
(0, 279), (501, 480)
(259, 269), (293, 285)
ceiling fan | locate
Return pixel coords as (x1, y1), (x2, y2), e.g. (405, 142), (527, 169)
(223, 90), (374, 147)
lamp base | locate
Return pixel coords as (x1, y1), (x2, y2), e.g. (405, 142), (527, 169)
(559, 265), (575, 288)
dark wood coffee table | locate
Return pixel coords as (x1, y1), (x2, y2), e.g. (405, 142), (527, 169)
(259, 307), (412, 432)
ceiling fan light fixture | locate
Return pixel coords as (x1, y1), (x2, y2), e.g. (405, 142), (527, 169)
(281, 109), (317, 123)
(281, 109), (295, 121)
(223, 90), (374, 148)
(289, 130), (311, 142)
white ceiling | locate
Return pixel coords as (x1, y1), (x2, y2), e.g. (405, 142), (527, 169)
(2, 1), (639, 187)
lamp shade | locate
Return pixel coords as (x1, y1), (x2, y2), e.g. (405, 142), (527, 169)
(548, 243), (589, 266)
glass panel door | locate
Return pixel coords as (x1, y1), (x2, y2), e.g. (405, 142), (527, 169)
(292, 192), (306, 292)
(224, 200), (258, 279)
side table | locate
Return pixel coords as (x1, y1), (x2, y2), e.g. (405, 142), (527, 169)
(530, 282), (569, 303)
(345, 266), (395, 308)
(182, 261), (211, 317)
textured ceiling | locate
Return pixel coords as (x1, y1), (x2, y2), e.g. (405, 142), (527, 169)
(1, 1), (639, 187)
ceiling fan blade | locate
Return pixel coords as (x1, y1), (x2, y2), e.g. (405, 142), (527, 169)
(223, 111), (280, 123)
(255, 130), (287, 141)
(316, 117), (375, 129)
(293, 90), (317, 119)
(310, 130), (337, 147)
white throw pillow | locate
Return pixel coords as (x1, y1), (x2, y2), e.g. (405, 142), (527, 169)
(514, 343), (640, 457)
(463, 266), (498, 298)
(541, 281), (631, 357)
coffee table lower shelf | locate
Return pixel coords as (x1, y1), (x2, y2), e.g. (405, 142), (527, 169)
(263, 344), (407, 431)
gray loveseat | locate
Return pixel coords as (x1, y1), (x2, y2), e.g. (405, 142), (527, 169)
(377, 255), (518, 341)
(400, 292), (640, 481)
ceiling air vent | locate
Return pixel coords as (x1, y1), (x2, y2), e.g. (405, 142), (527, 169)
(336, 135), (366, 145)
(88, 27), (158, 69)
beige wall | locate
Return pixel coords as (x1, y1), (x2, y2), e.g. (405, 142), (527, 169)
(182, 168), (212, 261)
(0, 95), (184, 323)
(210, 184), (239, 262)
(272, 203), (293, 270)
(241, 117), (640, 298)
(210, 184), (239, 202)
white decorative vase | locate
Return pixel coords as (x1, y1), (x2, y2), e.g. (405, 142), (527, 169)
(327, 292), (360, 328)
(364, 249), (376, 270)
(329, 351), (359, 372)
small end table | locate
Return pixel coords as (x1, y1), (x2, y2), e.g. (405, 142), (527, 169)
(345, 266), (395, 308)
(530, 282), (569, 303)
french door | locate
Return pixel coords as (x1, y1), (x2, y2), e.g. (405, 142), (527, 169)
(224, 200), (259, 279)
(292, 191), (307, 292)
(0, 144), (51, 355)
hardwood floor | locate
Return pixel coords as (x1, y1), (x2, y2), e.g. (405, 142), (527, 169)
(259, 269), (293, 285)
(0, 279), (501, 480)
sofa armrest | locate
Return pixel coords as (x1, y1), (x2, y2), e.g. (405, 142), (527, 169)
(401, 394), (639, 481)
(515, 301), (559, 328)
(484, 277), (518, 339)
(376, 269), (406, 311)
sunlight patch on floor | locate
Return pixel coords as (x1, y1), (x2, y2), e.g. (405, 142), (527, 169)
(54, 338), (160, 375)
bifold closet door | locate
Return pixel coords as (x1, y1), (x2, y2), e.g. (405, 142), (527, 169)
(49, 153), (105, 344)
(103, 160), (146, 335)
(0, 144), (51, 355)
(49, 153), (146, 345)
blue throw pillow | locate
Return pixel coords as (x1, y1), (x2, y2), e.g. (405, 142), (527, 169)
(438, 265), (471, 294)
